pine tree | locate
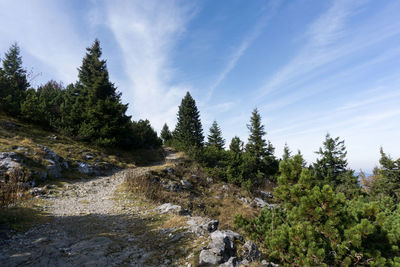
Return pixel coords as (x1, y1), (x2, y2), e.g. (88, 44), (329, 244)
(282, 143), (291, 161)
(64, 39), (132, 146)
(207, 120), (225, 149)
(229, 136), (244, 154)
(0, 43), (29, 115)
(174, 92), (204, 148)
(371, 149), (400, 201)
(314, 134), (348, 185)
(160, 123), (172, 144)
(245, 108), (274, 158)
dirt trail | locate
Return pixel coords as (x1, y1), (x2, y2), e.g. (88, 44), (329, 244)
(0, 151), (186, 267)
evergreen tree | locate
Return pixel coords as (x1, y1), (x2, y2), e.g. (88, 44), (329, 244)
(314, 134), (348, 185)
(313, 134), (360, 197)
(229, 136), (244, 154)
(207, 120), (225, 149)
(160, 123), (172, 144)
(371, 149), (400, 201)
(65, 39), (132, 146)
(0, 43), (29, 115)
(173, 92), (204, 149)
(244, 108), (278, 184)
(282, 143), (291, 161)
(245, 108), (274, 158)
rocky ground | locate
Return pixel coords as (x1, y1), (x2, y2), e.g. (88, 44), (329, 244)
(0, 150), (272, 266)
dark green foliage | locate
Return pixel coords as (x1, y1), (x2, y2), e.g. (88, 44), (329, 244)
(0, 41), (160, 150)
(130, 120), (162, 148)
(282, 143), (291, 161)
(207, 120), (225, 149)
(20, 81), (64, 128)
(236, 153), (400, 266)
(69, 39), (132, 146)
(314, 134), (348, 185)
(371, 149), (400, 202)
(0, 43), (30, 115)
(173, 92), (204, 149)
(160, 123), (173, 145)
(313, 134), (360, 197)
(245, 108), (278, 186)
(229, 136), (244, 154)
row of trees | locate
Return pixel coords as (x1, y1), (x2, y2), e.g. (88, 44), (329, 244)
(235, 146), (400, 266)
(162, 91), (400, 265)
(160, 92), (279, 189)
(0, 41), (161, 148)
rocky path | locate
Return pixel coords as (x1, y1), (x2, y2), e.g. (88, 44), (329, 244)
(0, 152), (185, 267)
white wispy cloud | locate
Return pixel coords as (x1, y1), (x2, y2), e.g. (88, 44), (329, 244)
(104, 0), (196, 131)
(205, 0), (280, 102)
(0, 0), (84, 86)
(257, 0), (400, 98)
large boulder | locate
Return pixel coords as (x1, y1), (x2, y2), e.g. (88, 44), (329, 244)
(0, 152), (23, 179)
(241, 240), (261, 262)
(37, 145), (69, 178)
(155, 203), (188, 215)
(187, 216), (219, 236)
(253, 197), (277, 210)
(77, 162), (102, 176)
(199, 230), (244, 266)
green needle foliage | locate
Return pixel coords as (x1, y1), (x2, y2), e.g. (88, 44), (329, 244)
(173, 91), (204, 149)
(236, 152), (400, 266)
(160, 123), (173, 145)
(0, 41), (161, 149)
(0, 43), (29, 115)
(207, 120), (225, 150)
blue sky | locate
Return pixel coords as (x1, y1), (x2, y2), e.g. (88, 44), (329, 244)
(0, 0), (399, 172)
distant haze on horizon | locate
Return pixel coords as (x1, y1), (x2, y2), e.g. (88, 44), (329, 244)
(0, 0), (399, 172)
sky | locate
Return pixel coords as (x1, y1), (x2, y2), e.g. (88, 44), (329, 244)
(0, 0), (399, 172)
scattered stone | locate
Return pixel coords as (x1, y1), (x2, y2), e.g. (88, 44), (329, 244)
(29, 187), (45, 196)
(77, 162), (101, 176)
(206, 177), (213, 183)
(260, 191), (273, 199)
(161, 180), (182, 192)
(219, 257), (238, 267)
(253, 197), (277, 210)
(199, 249), (222, 265)
(155, 203), (188, 215)
(221, 184), (229, 191)
(180, 179), (192, 189)
(187, 216), (219, 236)
(241, 240), (261, 261)
(262, 260), (279, 267)
(199, 230), (244, 265)
(239, 197), (251, 205)
(83, 153), (94, 160)
(48, 135), (58, 140)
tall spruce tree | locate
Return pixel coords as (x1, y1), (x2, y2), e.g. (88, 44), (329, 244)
(0, 43), (29, 115)
(207, 120), (225, 149)
(230, 136), (244, 154)
(160, 123), (172, 144)
(174, 92), (204, 148)
(246, 108), (274, 158)
(313, 134), (348, 186)
(282, 143), (291, 161)
(65, 39), (131, 146)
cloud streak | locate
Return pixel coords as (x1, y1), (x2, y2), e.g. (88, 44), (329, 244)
(205, 0), (280, 102)
(104, 0), (196, 131)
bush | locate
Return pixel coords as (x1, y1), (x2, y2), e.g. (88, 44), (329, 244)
(235, 154), (400, 266)
(0, 168), (28, 207)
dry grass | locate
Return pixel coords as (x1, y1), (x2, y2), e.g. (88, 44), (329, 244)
(0, 168), (30, 207)
(125, 159), (261, 233)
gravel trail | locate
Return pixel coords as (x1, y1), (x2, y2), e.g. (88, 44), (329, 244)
(0, 152), (184, 267)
